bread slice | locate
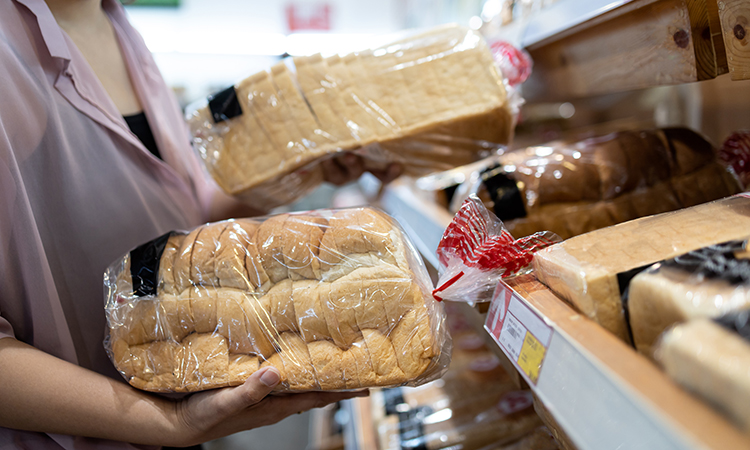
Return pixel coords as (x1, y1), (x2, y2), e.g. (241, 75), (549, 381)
(390, 298), (436, 379)
(173, 226), (204, 294)
(355, 49), (407, 131)
(630, 265), (750, 358)
(158, 234), (186, 295)
(215, 219), (259, 291)
(270, 62), (328, 154)
(254, 214), (290, 283)
(325, 54), (382, 143)
(361, 329), (406, 386)
(323, 273), (361, 348)
(127, 339), (183, 392)
(227, 353), (260, 386)
(657, 319), (750, 432)
(282, 214), (328, 280)
(293, 54), (350, 146)
(181, 332), (230, 392)
(190, 221), (231, 287)
(263, 279), (297, 333)
(277, 332), (319, 390)
(293, 279), (331, 343)
(308, 339), (347, 390)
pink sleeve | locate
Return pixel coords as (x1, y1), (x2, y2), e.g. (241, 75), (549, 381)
(0, 315), (15, 340)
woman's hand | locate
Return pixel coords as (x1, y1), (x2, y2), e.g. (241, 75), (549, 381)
(321, 153), (402, 186)
(0, 338), (367, 447)
(170, 367), (368, 447)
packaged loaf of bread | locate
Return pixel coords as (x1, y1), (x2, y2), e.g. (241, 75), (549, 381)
(449, 127), (741, 239)
(629, 238), (750, 358)
(655, 312), (750, 432)
(186, 24), (516, 210)
(103, 207), (450, 393)
(533, 193), (750, 343)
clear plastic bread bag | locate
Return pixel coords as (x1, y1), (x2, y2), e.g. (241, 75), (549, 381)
(654, 311), (750, 432)
(184, 24), (524, 211)
(432, 194), (560, 304)
(103, 206), (451, 393)
(430, 127), (741, 240)
(627, 237), (750, 358)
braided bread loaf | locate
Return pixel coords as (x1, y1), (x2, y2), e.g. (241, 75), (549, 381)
(105, 207), (447, 392)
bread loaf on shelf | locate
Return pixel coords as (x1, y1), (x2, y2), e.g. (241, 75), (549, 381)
(532, 194), (750, 343)
(478, 128), (741, 239)
(628, 238), (750, 358)
(656, 314), (750, 432)
(187, 25), (512, 210)
(105, 207), (448, 392)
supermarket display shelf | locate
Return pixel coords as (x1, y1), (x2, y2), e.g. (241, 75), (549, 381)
(486, 0), (749, 101)
(375, 180), (750, 450)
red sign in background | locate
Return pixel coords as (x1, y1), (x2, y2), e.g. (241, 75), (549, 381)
(286, 3), (331, 31)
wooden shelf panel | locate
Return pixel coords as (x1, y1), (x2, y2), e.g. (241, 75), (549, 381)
(713, 0), (750, 80)
(486, 0), (738, 101)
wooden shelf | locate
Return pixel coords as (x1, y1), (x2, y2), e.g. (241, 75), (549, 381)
(484, 0), (749, 102)
(375, 179), (750, 450)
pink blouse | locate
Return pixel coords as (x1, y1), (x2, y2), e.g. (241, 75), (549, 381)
(1, 0), (219, 447)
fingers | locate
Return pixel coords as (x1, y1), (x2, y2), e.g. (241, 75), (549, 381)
(321, 154), (365, 186)
(209, 367), (281, 417)
(263, 390), (370, 420)
(368, 163), (403, 184)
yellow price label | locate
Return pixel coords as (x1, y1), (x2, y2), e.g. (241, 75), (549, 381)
(517, 331), (547, 384)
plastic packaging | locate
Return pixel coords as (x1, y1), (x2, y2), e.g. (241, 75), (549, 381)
(103, 207), (450, 393)
(186, 24), (520, 210)
(370, 303), (552, 450)
(533, 194), (750, 344)
(445, 127), (741, 240)
(432, 194), (560, 304)
(375, 389), (543, 450)
(719, 130), (750, 190)
(655, 313), (750, 432)
(629, 238), (750, 358)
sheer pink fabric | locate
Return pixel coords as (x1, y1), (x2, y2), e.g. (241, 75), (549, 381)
(0, 0), (219, 447)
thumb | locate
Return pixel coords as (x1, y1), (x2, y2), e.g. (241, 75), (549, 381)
(212, 367), (281, 414)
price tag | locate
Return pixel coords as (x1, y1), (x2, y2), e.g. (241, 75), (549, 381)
(485, 280), (553, 385)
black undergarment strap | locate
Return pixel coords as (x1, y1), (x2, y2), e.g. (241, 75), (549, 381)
(124, 111), (162, 160)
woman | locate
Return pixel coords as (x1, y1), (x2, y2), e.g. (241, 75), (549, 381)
(0, 0), (391, 447)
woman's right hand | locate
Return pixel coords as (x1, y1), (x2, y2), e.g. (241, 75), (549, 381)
(169, 367), (368, 447)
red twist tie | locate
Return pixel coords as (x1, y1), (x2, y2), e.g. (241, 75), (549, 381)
(432, 271), (465, 301)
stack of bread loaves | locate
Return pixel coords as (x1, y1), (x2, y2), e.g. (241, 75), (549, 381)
(533, 193), (750, 343)
(477, 128), (741, 239)
(186, 24), (514, 210)
(104, 207), (448, 392)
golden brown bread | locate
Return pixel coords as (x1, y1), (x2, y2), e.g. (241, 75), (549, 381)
(282, 215), (328, 280)
(255, 214), (289, 284)
(215, 219), (258, 291)
(534, 195), (750, 342)
(158, 234), (185, 295)
(107, 208), (445, 392)
(187, 25), (512, 211)
(488, 127), (741, 240)
(264, 279), (297, 333)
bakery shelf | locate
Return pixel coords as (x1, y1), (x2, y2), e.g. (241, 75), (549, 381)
(485, 0), (748, 102)
(374, 179), (750, 450)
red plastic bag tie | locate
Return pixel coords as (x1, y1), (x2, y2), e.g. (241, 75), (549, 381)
(437, 195), (560, 276)
(432, 271), (465, 301)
